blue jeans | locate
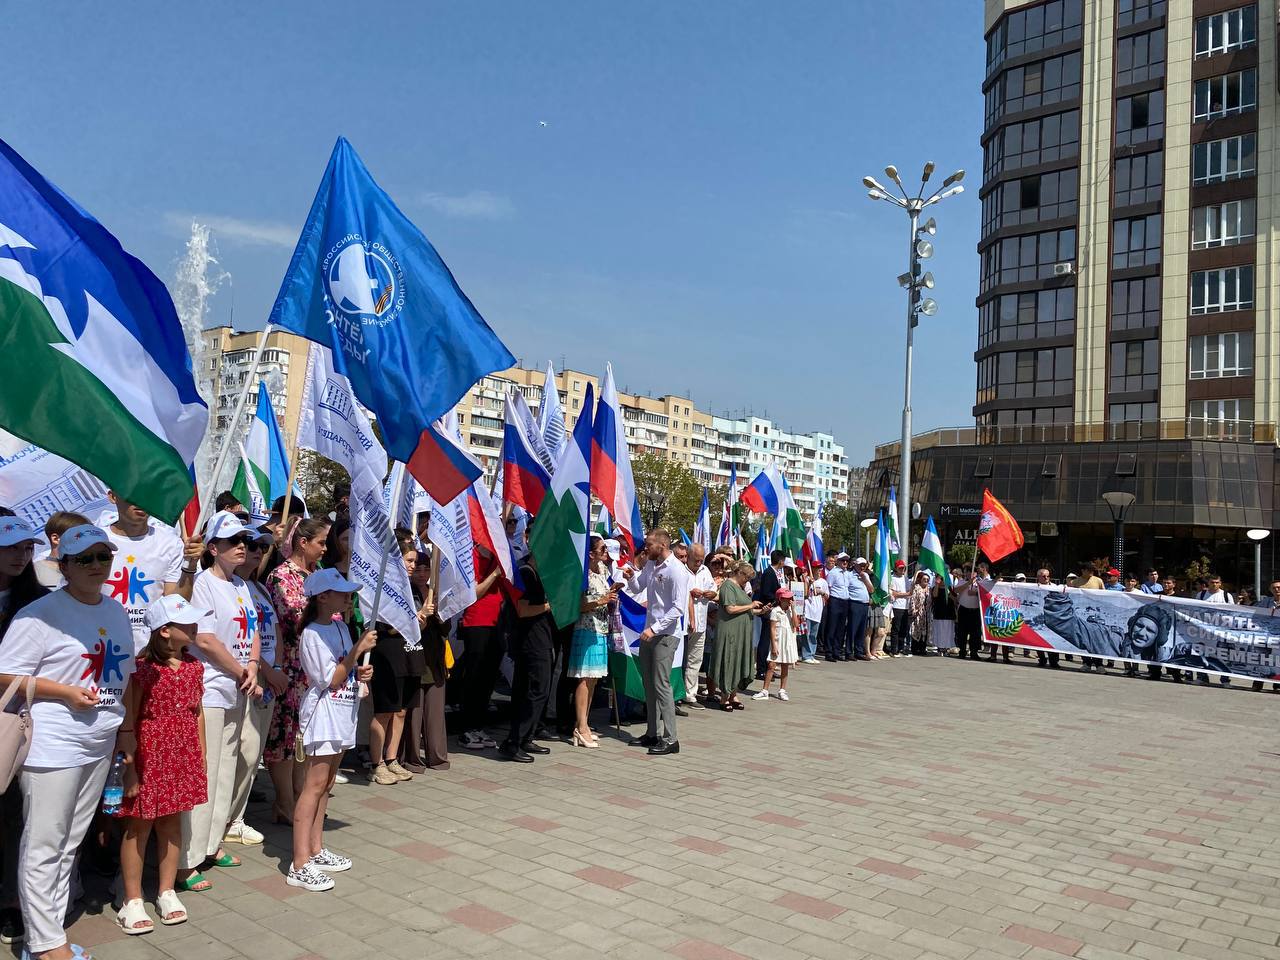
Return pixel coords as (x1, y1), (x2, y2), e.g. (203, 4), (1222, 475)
(801, 620), (820, 660)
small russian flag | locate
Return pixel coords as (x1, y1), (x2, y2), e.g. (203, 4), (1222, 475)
(407, 420), (483, 506)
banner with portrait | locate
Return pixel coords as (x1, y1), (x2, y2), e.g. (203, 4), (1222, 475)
(979, 582), (1280, 682)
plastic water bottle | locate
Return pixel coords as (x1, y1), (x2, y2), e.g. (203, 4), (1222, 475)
(102, 752), (126, 814)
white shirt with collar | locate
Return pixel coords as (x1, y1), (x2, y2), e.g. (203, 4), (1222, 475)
(627, 553), (690, 639)
(686, 563), (715, 634)
(827, 566), (850, 600)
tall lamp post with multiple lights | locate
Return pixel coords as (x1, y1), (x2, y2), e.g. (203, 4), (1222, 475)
(863, 163), (964, 566)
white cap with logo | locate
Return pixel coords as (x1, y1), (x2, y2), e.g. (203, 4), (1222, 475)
(203, 510), (251, 544)
(145, 595), (204, 631)
(0, 518), (46, 548)
(60, 524), (117, 557)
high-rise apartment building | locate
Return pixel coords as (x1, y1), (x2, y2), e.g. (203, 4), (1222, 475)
(860, 0), (1277, 583)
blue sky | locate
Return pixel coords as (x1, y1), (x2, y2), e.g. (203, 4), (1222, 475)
(5, 1), (983, 467)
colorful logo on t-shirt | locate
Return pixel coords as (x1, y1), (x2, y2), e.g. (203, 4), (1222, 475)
(233, 596), (258, 641)
(81, 626), (130, 685)
(105, 555), (157, 605)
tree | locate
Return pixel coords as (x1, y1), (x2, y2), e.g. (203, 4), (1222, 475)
(631, 453), (701, 534)
(821, 504), (857, 556)
(294, 449), (350, 517)
(947, 543), (976, 569)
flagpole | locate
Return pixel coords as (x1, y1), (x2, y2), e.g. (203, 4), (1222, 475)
(275, 415), (306, 540)
(362, 458), (406, 666)
(196, 323), (273, 533)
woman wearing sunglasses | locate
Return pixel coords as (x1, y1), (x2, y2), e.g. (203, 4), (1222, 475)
(176, 512), (261, 894)
(0, 523), (135, 960)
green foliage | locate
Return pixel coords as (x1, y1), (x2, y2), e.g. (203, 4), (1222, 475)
(946, 543), (976, 568)
(631, 452), (703, 534)
(294, 450), (349, 517)
(1184, 554), (1215, 583)
(821, 504), (858, 556)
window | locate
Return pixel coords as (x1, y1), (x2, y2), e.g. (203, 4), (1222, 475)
(1113, 151), (1163, 207)
(981, 227), (1076, 291)
(1190, 265), (1253, 314)
(1192, 135), (1255, 184)
(1193, 69), (1257, 121)
(978, 347), (1073, 400)
(1116, 91), (1164, 146)
(1191, 200), (1255, 249)
(1190, 333), (1253, 379)
(1195, 6), (1257, 58)
(1117, 0), (1166, 28)
(1109, 401), (1157, 423)
(984, 110), (1080, 177)
(1109, 339), (1159, 392)
(1116, 28), (1166, 87)
(1111, 276), (1161, 331)
(986, 0), (1083, 70)
(1111, 214), (1162, 268)
(978, 287), (1076, 347)
(981, 170), (1078, 231)
(986, 52), (1082, 125)
(1189, 399), (1250, 437)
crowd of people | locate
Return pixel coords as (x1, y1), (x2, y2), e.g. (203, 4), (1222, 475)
(0, 485), (1270, 956)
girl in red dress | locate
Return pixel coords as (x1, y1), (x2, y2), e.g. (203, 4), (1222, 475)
(115, 596), (208, 935)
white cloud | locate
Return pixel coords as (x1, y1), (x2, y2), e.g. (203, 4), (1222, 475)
(419, 190), (515, 221)
(164, 212), (297, 249)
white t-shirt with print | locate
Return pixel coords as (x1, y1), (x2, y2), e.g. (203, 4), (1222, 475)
(247, 581), (278, 668)
(190, 571), (256, 710)
(104, 524), (184, 653)
(298, 620), (359, 750)
(0, 590), (135, 768)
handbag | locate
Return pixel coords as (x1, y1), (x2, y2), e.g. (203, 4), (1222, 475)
(0, 675), (36, 791)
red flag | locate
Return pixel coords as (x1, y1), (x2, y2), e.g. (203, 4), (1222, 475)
(976, 489), (1024, 563)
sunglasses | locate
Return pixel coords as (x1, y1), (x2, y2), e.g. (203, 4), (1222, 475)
(215, 534), (255, 548)
(70, 551), (114, 567)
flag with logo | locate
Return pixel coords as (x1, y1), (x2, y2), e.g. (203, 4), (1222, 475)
(977, 488), (1024, 563)
(231, 381), (291, 522)
(426, 412), (478, 621)
(267, 137), (513, 502)
(0, 138), (207, 522)
(536, 361), (566, 464)
(530, 383), (594, 628)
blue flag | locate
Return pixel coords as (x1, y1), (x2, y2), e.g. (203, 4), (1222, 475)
(268, 137), (515, 464)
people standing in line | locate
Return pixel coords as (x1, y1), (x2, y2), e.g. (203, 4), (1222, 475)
(887, 560), (911, 658)
(114, 597), (208, 934)
(753, 588), (798, 701)
(224, 526), (285, 848)
(823, 554), (850, 662)
(867, 593), (889, 659)
(681, 544), (716, 707)
(624, 530), (688, 756)
(754, 550), (785, 678)
(263, 519), (329, 822)
(178, 511), (260, 893)
(846, 557), (873, 661)
(567, 537), (618, 748)
(1198, 576), (1234, 604)
(33, 512), (89, 590)
(457, 543), (506, 752)
(1251, 580), (1280, 692)
(499, 551), (556, 763)
(801, 566), (827, 664)
(288, 570), (375, 892)
(908, 571), (933, 657)
(700, 553), (730, 702)
(707, 561), (759, 711)
(1104, 568), (1124, 591)
(930, 570), (957, 656)
(954, 564), (982, 660)
(1140, 570), (1163, 594)
(0, 523), (135, 960)
(1076, 563), (1104, 590)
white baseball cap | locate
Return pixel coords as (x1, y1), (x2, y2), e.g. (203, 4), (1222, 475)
(203, 510), (250, 544)
(304, 568), (361, 597)
(835, 551), (850, 559)
(603, 538), (621, 563)
(59, 524), (117, 557)
(0, 518), (46, 548)
(145, 595), (203, 631)
(853, 556), (868, 565)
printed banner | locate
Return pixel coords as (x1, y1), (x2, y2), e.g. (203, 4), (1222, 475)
(980, 582), (1280, 681)
(0, 444), (112, 528)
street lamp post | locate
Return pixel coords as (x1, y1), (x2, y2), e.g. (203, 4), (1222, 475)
(1247, 529), (1270, 600)
(1101, 491), (1136, 578)
(863, 163), (964, 566)
(859, 516), (878, 561)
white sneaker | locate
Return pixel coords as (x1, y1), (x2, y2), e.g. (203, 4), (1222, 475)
(751, 689), (769, 701)
(462, 730), (497, 750)
(778, 690), (790, 702)
(223, 820), (263, 846)
(333, 772), (349, 785)
(804, 657), (820, 664)
(309, 848), (352, 873)
(286, 864), (335, 892)
(904, 653), (913, 658)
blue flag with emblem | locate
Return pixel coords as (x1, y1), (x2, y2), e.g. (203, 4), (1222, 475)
(267, 137), (515, 466)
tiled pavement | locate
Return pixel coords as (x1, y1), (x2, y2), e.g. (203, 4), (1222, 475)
(55, 655), (1280, 960)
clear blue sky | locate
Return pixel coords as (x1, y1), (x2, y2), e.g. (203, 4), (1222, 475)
(5, 1), (983, 467)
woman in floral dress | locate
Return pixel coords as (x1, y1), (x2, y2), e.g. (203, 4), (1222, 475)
(263, 518), (329, 821)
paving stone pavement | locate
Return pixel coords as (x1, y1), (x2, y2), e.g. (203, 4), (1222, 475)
(50, 655), (1280, 960)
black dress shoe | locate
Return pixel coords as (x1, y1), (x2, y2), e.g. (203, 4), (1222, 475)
(674, 706), (689, 717)
(628, 734), (659, 747)
(532, 727), (559, 742)
(521, 741), (551, 755)
(498, 743), (534, 763)
(648, 740), (680, 756)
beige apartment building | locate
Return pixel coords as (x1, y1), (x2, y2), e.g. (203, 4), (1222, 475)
(862, 0), (1278, 585)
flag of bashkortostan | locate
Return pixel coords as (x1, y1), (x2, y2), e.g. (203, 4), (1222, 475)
(609, 587), (686, 703)
(919, 516), (951, 589)
(0, 138), (206, 522)
(871, 510), (891, 605)
(232, 381), (291, 521)
(530, 383), (594, 628)
(886, 485), (901, 558)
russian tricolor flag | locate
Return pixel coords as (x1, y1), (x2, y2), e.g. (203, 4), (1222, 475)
(590, 362), (644, 554)
(407, 417), (483, 506)
(467, 480), (514, 584)
(501, 390), (551, 513)
(739, 463), (789, 516)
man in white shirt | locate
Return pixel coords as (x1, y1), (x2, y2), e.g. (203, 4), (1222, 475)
(623, 529), (688, 756)
(680, 545), (716, 708)
(824, 554), (851, 661)
(954, 563), (982, 660)
(1198, 576), (1234, 604)
(888, 560), (912, 657)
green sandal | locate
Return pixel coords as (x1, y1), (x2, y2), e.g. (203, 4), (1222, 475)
(175, 872), (212, 892)
(212, 852), (241, 868)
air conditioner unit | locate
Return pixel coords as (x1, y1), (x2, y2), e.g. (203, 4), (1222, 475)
(1053, 262), (1076, 276)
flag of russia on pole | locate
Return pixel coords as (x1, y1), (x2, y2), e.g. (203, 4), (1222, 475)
(739, 463), (788, 515)
(501, 389), (550, 513)
(590, 362), (644, 554)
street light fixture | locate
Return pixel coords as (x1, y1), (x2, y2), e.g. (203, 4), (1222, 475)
(860, 516), (878, 562)
(862, 162), (966, 566)
(1247, 529), (1270, 600)
(1101, 491), (1137, 577)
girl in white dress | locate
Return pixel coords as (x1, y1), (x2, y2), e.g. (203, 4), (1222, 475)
(754, 589), (799, 702)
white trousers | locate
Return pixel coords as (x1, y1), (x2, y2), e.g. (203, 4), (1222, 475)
(19, 757), (111, 952)
(683, 629), (706, 699)
(229, 696), (274, 825)
(180, 703), (243, 869)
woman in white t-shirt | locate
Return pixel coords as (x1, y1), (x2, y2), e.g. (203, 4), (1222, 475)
(288, 569), (375, 893)
(0, 523), (135, 960)
(178, 511), (260, 893)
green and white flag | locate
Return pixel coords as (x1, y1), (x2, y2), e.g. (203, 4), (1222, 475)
(919, 515), (951, 589)
(530, 383), (594, 628)
(231, 382), (291, 522)
(886, 485), (901, 559)
(871, 510), (891, 606)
